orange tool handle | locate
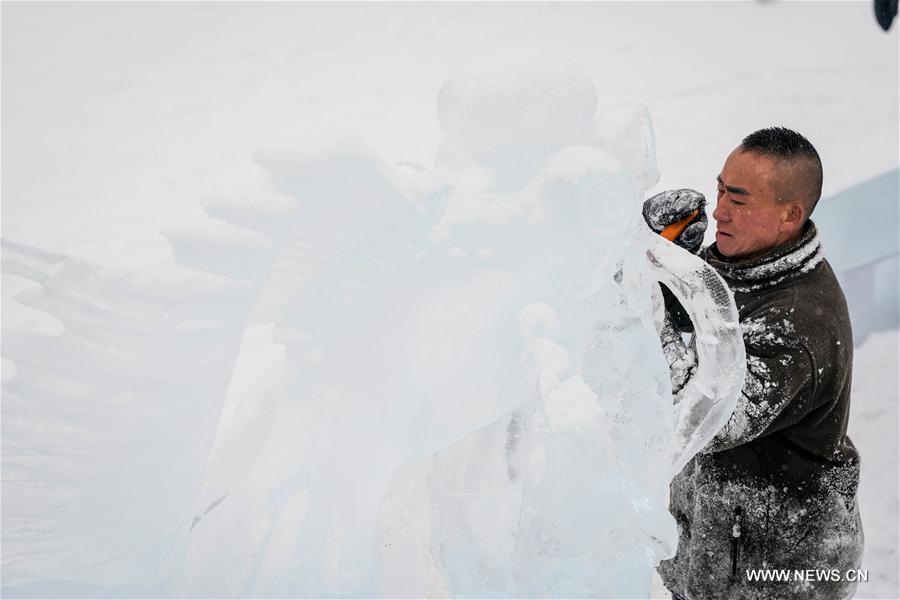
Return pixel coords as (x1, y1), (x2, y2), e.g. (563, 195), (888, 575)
(660, 209), (700, 241)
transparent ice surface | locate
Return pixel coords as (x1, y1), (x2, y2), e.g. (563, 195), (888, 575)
(1, 49), (745, 598)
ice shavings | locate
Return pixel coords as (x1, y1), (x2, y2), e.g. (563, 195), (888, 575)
(732, 235), (821, 282)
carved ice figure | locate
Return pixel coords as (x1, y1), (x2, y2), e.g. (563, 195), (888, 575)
(1, 232), (266, 593)
(375, 49), (747, 598)
(1, 48), (744, 598)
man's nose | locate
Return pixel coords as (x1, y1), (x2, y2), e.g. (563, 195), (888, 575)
(713, 201), (729, 222)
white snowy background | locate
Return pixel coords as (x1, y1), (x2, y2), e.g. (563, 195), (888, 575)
(2, 2), (897, 598)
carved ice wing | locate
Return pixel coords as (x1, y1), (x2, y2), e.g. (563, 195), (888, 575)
(643, 230), (746, 475)
(1, 238), (259, 588)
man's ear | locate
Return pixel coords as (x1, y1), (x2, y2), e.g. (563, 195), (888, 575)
(785, 202), (805, 227)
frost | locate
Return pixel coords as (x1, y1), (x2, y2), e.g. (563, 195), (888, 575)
(709, 227), (825, 294)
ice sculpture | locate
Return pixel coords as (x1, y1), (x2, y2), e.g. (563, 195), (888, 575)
(1, 48), (745, 598)
(375, 50), (747, 597)
(1, 239), (262, 593)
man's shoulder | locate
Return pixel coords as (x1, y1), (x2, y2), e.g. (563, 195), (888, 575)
(738, 258), (851, 346)
(785, 258), (853, 345)
(795, 257), (849, 307)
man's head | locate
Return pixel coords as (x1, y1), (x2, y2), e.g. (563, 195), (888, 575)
(712, 127), (823, 259)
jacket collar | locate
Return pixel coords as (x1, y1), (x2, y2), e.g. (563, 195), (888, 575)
(702, 220), (824, 293)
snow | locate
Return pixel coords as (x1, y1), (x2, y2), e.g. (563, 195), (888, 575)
(2, 2), (898, 598)
(847, 329), (900, 600)
(3, 2), (896, 264)
(437, 48), (598, 160)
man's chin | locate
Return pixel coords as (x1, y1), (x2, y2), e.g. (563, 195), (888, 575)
(715, 233), (737, 256)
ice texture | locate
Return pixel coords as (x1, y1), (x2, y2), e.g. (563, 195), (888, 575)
(1, 240), (260, 589)
(1, 49), (745, 597)
(377, 50), (747, 597)
(374, 180), (747, 596)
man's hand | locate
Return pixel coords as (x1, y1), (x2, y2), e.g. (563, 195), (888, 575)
(642, 189), (707, 254)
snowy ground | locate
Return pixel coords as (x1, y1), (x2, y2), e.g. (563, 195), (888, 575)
(3, 2), (898, 598)
(846, 329), (900, 599)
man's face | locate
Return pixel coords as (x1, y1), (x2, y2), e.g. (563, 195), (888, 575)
(712, 149), (798, 259)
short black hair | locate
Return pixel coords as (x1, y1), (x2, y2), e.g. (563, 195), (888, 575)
(739, 126), (823, 217)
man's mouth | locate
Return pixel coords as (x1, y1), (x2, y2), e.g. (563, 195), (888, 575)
(716, 230), (732, 238)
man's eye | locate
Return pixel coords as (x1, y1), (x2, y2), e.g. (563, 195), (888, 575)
(732, 199), (745, 206)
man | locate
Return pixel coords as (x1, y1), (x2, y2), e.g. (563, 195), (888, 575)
(645, 127), (864, 600)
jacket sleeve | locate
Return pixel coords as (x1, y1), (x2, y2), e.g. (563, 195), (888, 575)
(659, 310), (697, 395)
(703, 310), (817, 453)
(659, 283), (693, 333)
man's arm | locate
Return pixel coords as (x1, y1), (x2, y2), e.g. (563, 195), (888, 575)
(659, 282), (821, 453)
(660, 283), (692, 333)
(644, 188), (706, 383)
(659, 309), (696, 396)
(703, 325), (816, 452)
